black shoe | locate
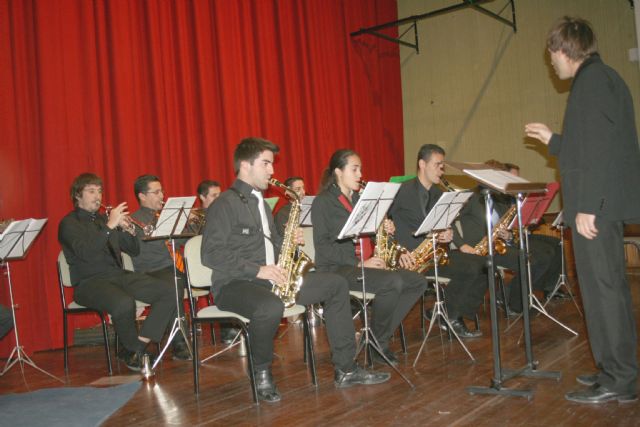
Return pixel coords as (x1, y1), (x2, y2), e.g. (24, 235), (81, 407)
(118, 348), (156, 372)
(254, 369), (281, 403)
(370, 348), (399, 367)
(334, 366), (391, 389)
(448, 318), (482, 339)
(544, 289), (572, 301)
(576, 373), (599, 387)
(565, 385), (638, 404)
(221, 327), (240, 345)
(172, 337), (192, 361)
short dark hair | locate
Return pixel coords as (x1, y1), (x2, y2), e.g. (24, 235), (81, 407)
(133, 174), (161, 201)
(70, 173), (102, 206)
(484, 159), (508, 171)
(233, 137), (280, 175)
(416, 144), (445, 170)
(320, 149), (359, 192)
(504, 162), (520, 172)
(284, 176), (304, 188)
(547, 16), (597, 61)
(197, 180), (221, 197)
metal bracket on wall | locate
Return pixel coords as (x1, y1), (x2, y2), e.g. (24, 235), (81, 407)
(350, 0), (516, 54)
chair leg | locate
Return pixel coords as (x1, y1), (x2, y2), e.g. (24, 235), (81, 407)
(99, 313), (113, 375)
(243, 326), (259, 405)
(193, 320), (200, 395)
(208, 294), (216, 345)
(399, 322), (407, 355)
(303, 310), (317, 386)
(474, 314), (480, 331)
(63, 312), (69, 374)
(497, 272), (509, 319)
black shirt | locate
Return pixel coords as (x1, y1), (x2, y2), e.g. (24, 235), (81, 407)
(58, 207), (139, 285)
(201, 179), (283, 297)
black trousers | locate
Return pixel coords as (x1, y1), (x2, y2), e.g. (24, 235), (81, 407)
(216, 272), (356, 372)
(436, 251), (487, 319)
(336, 266), (427, 349)
(528, 234), (562, 292)
(0, 303), (13, 339)
(572, 218), (637, 394)
(74, 270), (177, 352)
(492, 247), (546, 312)
(145, 266), (186, 317)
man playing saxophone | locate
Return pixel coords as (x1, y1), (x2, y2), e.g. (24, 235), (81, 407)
(201, 138), (389, 403)
(389, 144), (486, 338)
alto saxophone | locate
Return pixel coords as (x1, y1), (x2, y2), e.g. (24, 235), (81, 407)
(269, 178), (314, 308)
(409, 235), (449, 274)
(473, 205), (517, 256)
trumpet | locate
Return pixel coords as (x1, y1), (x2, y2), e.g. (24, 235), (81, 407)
(101, 204), (155, 236)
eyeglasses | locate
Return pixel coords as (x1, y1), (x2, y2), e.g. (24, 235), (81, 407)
(145, 189), (164, 195)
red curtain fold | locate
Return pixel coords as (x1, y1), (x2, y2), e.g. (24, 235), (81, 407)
(0, 0), (403, 356)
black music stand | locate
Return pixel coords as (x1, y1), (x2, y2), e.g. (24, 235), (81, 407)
(338, 181), (414, 388)
(505, 191), (578, 336)
(543, 211), (582, 316)
(146, 197), (196, 369)
(412, 190), (474, 366)
(0, 218), (63, 382)
(447, 162), (561, 399)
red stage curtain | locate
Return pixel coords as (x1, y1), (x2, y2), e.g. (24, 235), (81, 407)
(0, 0), (403, 356)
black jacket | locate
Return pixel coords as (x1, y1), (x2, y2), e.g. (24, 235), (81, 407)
(311, 184), (360, 271)
(451, 188), (511, 248)
(548, 54), (640, 226)
(201, 179), (283, 296)
(58, 207), (139, 285)
(389, 178), (444, 251)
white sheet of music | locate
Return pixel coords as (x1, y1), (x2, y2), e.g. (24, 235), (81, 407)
(337, 182), (400, 240)
(299, 196), (315, 226)
(462, 168), (530, 192)
(151, 196), (196, 238)
(0, 218), (48, 260)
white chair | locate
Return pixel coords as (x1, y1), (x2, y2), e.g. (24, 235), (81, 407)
(57, 252), (112, 375)
(183, 235), (317, 402)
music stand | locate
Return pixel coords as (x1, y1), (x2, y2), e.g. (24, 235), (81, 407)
(0, 218), (63, 382)
(146, 197), (196, 369)
(447, 162), (561, 399)
(412, 190), (474, 366)
(299, 196), (315, 227)
(337, 182), (414, 388)
(505, 188), (578, 336)
(543, 211), (582, 316)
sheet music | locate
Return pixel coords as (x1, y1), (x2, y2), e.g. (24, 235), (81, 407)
(509, 182), (559, 228)
(337, 182), (400, 240)
(463, 169), (530, 191)
(299, 196), (315, 226)
(414, 191), (473, 236)
(0, 218), (48, 260)
(151, 196), (196, 238)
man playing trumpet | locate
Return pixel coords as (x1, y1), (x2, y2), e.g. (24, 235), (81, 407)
(58, 173), (177, 371)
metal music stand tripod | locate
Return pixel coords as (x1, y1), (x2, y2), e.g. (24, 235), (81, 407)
(412, 189), (474, 366)
(504, 227), (578, 336)
(338, 181), (413, 388)
(445, 162), (561, 399)
(147, 200), (195, 369)
(543, 211), (582, 316)
(0, 218), (63, 382)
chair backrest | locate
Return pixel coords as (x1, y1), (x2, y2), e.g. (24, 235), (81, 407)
(183, 235), (213, 289)
(121, 252), (135, 272)
(57, 251), (72, 308)
(301, 226), (315, 263)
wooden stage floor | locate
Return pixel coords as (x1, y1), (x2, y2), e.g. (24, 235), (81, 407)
(2, 269), (640, 426)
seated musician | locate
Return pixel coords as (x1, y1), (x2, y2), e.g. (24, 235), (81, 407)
(58, 173), (177, 371)
(451, 161), (554, 314)
(274, 176), (305, 235)
(197, 180), (222, 210)
(311, 149), (428, 365)
(201, 138), (390, 403)
(389, 144), (486, 338)
(130, 175), (191, 360)
(504, 162), (566, 301)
